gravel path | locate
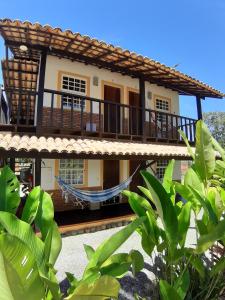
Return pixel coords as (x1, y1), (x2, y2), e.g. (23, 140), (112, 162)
(56, 224), (197, 299)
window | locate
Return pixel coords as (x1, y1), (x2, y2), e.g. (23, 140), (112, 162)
(59, 159), (85, 185)
(61, 75), (87, 110)
(156, 160), (168, 180)
(155, 98), (169, 112)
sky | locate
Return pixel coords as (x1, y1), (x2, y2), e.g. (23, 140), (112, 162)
(0, 0), (224, 119)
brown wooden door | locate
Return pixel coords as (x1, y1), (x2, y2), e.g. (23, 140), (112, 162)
(103, 160), (120, 189)
(129, 91), (142, 135)
(129, 160), (143, 193)
(104, 85), (121, 133)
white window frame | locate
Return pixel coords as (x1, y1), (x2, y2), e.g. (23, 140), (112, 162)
(156, 160), (169, 181)
(59, 159), (85, 185)
(61, 75), (87, 111)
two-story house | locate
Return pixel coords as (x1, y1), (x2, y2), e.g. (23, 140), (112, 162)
(0, 19), (223, 215)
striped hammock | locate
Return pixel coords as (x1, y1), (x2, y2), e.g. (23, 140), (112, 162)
(55, 165), (140, 207)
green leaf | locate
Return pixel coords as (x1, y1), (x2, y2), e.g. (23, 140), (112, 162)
(189, 186), (218, 225)
(159, 280), (182, 300)
(175, 182), (200, 212)
(141, 229), (155, 256)
(0, 211), (46, 273)
(195, 120), (215, 183)
(44, 221), (62, 265)
(21, 186), (41, 224)
(178, 202), (192, 247)
(65, 275), (120, 300)
(189, 255), (206, 280)
(212, 137), (225, 161)
(141, 171), (178, 245)
(174, 270), (190, 300)
(100, 253), (131, 278)
(130, 250), (144, 276)
(66, 272), (78, 295)
(184, 168), (204, 198)
(84, 217), (145, 277)
(35, 190), (54, 240)
(84, 244), (95, 260)
(163, 159), (175, 193)
(0, 166), (20, 214)
(210, 257), (225, 277)
(178, 129), (195, 159)
(40, 268), (62, 300)
(196, 218), (225, 253)
(123, 190), (152, 216)
(0, 233), (45, 300)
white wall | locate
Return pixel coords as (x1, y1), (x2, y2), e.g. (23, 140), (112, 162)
(40, 55), (181, 191)
(43, 55), (179, 115)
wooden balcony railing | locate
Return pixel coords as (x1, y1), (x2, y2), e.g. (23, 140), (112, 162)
(2, 88), (197, 144)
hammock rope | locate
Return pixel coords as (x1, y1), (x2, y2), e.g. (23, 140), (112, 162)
(56, 165), (140, 208)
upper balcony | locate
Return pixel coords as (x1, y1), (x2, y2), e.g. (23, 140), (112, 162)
(1, 88), (197, 144)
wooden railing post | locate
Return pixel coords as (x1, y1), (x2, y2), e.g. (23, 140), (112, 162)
(36, 51), (47, 129)
(139, 77), (146, 141)
(196, 95), (203, 120)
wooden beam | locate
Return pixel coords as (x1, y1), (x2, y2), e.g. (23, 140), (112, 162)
(35, 158), (41, 186)
(9, 158), (15, 171)
(36, 51), (47, 127)
(196, 95), (203, 120)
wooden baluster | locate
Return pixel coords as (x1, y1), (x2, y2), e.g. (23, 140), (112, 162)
(115, 103), (118, 138)
(130, 106), (133, 137)
(166, 113), (168, 139)
(189, 119), (193, 142)
(70, 96), (74, 130)
(61, 95), (64, 129)
(51, 92), (54, 128)
(185, 118), (188, 139)
(136, 107), (139, 136)
(17, 90), (22, 125)
(122, 106), (125, 134)
(90, 98), (93, 132)
(26, 93), (31, 125)
(155, 111), (158, 139)
(108, 103), (110, 133)
(99, 101), (102, 137)
(81, 97), (84, 135)
(176, 116), (179, 140)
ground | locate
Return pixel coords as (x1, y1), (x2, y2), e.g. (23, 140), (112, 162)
(56, 224), (197, 299)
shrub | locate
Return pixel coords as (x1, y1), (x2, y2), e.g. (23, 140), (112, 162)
(124, 120), (225, 299)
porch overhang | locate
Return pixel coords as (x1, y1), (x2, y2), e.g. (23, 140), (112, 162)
(0, 132), (193, 160)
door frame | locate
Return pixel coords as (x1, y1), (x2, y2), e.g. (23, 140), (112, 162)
(101, 81), (124, 133)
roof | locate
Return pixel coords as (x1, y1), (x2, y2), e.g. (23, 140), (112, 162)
(0, 18), (223, 99)
(0, 132), (193, 159)
(2, 59), (38, 122)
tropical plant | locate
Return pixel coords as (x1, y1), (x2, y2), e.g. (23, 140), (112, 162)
(123, 120), (225, 299)
(0, 165), (145, 299)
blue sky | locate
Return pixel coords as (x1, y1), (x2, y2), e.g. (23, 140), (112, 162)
(0, 0), (224, 118)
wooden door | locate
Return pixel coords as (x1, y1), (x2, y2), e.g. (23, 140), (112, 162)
(104, 85), (121, 133)
(129, 91), (142, 135)
(129, 160), (143, 193)
(103, 160), (120, 189)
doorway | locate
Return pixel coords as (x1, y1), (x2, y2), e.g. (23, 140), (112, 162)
(129, 160), (144, 193)
(102, 160), (120, 206)
(104, 85), (121, 134)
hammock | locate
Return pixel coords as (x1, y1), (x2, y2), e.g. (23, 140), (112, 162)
(56, 165), (140, 208)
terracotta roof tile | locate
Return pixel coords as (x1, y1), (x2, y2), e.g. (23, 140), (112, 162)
(0, 132), (193, 159)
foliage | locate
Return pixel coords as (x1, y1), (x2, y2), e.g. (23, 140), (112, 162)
(203, 112), (225, 147)
(124, 120), (225, 299)
(0, 165), (145, 299)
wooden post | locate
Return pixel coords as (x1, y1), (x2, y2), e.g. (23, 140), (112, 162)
(9, 158), (15, 172)
(196, 96), (202, 120)
(139, 77), (146, 140)
(37, 51), (47, 128)
(35, 158), (41, 186)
